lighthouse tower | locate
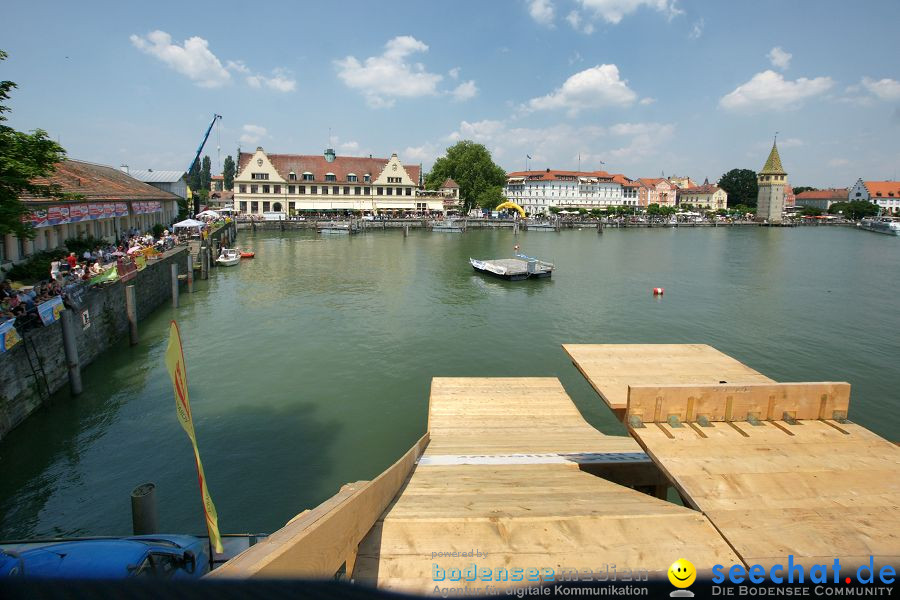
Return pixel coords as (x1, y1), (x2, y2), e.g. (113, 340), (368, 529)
(756, 138), (787, 223)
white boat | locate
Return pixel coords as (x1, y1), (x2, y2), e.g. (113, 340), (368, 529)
(432, 219), (465, 232)
(858, 216), (900, 236)
(216, 248), (240, 266)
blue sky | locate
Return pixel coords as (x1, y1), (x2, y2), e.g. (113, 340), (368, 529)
(2, 0), (898, 187)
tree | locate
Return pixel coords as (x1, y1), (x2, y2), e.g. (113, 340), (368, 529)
(0, 50), (67, 239)
(425, 141), (507, 212)
(793, 186), (817, 195)
(718, 169), (758, 207)
(801, 206), (823, 217)
(223, 155), (235, 191)
(829, 200), (878, 220)
(188, 158), (201, 192)
(476, 186), (506, 210)
(200, 155), (211, 191)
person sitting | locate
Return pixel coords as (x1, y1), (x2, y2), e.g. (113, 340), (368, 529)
(89, 261), (103, 277)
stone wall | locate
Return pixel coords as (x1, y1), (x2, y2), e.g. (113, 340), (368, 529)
(0, 248), (188, 440)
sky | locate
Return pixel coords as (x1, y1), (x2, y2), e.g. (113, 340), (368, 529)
(2, 0), (899, 188)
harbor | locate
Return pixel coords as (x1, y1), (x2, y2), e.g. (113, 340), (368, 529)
(1, 226), (898, 545)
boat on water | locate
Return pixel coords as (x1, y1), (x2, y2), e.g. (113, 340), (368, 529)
(858, 216), (900, 236)
(216, 248), (240, 266)
(526, 221), (558, 231)
(240, 250), (255, 258)
(318, 221), (359, 235)
(432, 219), (465, 232)
(469, 252), (554, 280)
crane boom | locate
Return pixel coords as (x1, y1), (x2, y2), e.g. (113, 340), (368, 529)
(188, 114), (222, 174)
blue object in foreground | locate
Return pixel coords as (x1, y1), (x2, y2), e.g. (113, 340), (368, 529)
(0, 535), (209, 579)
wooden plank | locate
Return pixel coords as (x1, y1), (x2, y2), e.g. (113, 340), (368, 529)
(563, 344), (773, 416)
(626, 382), (851, 424)
(208, 433), (429, 579)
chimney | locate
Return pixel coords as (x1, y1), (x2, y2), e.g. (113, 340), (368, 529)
(120, 164), (129, 174)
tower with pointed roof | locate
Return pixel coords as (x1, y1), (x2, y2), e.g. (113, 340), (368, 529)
(756, 138), (788, 223)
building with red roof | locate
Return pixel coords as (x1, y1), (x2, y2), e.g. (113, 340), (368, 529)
(677, 178), (728, 210)
(849, 179), (900, 214)
(635, 178), (676, 207)
(504, 169), (639, 215)
(794, 189), (849, 211)
(233, 147), (439, 215)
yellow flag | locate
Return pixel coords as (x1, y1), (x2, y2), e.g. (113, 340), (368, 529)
(165, 320), (224, 554)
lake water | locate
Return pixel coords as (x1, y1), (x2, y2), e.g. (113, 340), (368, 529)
(1, 226), (898, 538)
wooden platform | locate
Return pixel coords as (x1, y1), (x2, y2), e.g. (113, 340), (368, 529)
(563, 344), (774, 419)
(624, 380), (900, 570)
(353, 378), (740, 594)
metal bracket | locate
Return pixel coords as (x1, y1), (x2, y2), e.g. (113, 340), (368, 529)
(696, 415), (712, 427)
(667, 415), (683, 428)
(746, 414), (763, 426)
(832, 410), (851, 424)
(628, 415), (645, 429)
(782, 412), (802, 425)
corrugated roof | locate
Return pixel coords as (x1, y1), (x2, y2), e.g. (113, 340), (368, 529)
(128, 169), (187, 184)
(24, 159), (181, 203)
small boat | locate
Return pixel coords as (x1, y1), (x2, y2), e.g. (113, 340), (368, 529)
(216, 248), (240, 266)
(469, 253), (554, 280)
(240, 250), (255, 258)
(526, 221), (558, 231)
(858, 216), (900, 236)
(432, 219), (465, 233)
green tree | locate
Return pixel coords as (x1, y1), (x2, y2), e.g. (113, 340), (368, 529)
(200, 155), (211, 191)
(188, 158), (201, 192)
(548, 206), (561, 215)
(476, 186), (506, 209)
(426, 141), (507, 212)
(801, 206), (823, 217)
(223, 155), (235, 190)
(0, 50), (67, 239)
(718, 169), (758, 207)
(829, 200), (878, 220)
(793, 186), (817, 195)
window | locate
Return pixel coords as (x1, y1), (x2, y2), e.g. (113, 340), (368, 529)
(325, 173), (336, 182)
(240, 201), (247, 212)
(354, 186), (361, 195)
(251, 201), (258, 212)
(311, 185), (317, 194)
(250, 185), (258, 194)
(289, 172), (297, 181)
(377, 187), (383, 195)
(406, 188), (412, 196)
(262, 185), (270, 194)
(302, 172), (314, 181)
(273, 185), (281, 194)
(322, 186), (328, 195)
(343, 186), (350, 195)
(251, 173), (269, 180)
(289, 202), (295, 212)
(332, 186), (339, 195)
(288, 185), (295, 194)
(386, 187), (392, 195)
(364, 187), (370, 195)
(388, 177), (401, 183)
(856, 192), (861, 197)
(364, 174), (371, 182)
(348, 174), (358, 182)
(239, 184), (247, 193)
(299, 186), (306, 195)
(263, 201), (270, 212)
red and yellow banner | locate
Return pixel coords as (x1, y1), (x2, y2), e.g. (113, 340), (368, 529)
(164, 320), (224, 554)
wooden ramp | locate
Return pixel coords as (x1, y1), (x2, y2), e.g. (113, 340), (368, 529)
(563, 344), (774, 419)
(625, 381), (900, 570)
(353, 378), (740, 594)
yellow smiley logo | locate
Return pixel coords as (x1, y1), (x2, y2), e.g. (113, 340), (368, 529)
(668, 558), (696, 588)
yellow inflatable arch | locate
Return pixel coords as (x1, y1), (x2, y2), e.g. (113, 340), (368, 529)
(495, 201), (526, 218)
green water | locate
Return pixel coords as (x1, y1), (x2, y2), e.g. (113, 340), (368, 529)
(1, 227), (898, 537)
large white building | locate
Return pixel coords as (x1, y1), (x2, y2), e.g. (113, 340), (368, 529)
(848, 179), (900, 214)
(504, 170), (639, 215)
(233, 148), (444, 215)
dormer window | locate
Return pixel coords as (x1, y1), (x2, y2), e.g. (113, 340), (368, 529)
(302, 172), (314, 181)
(289, 171), (297, 181)
(347, 173), (358, 182)
(325, 173), (337, 182)
(364, 174), (371, 183)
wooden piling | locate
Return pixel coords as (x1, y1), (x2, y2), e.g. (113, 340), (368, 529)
(201, 248), (209, 280)
(60, 309), (82, 395)
(125, 284), (138, 345)
(186, 254), (194, 293)
(171, 263), (179, 308)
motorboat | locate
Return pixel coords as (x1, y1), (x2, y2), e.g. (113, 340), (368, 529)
(216, 248), (240, 266)
(469, 253), (554, 280)
(240, 250), (255, 259)
(858, 216), (900, 236)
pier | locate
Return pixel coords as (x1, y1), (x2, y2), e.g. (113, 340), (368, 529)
(207, 344), (900, 590)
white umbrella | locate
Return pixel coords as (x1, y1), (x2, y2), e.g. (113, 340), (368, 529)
(196, 210), (221, 218)
(173, 218), (204, 229)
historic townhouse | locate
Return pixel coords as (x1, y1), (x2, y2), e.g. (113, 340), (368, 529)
(848, 179), (900, 214)
(677, 178), (728, 210)
(504, 169), (639, 215)
(635, 178), (676, 207)
(233, 148), (443, 215)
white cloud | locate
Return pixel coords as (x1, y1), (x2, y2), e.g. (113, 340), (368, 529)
(246, 68), (296, 92)
(526, 64), (638, 115)
(767, 47), (792, 70)
(402, 143), (441, 165)
(130, 30), (230, 88)
(566, 10), (595, 33)
(606, 123), (675, 163)
(528, 0), (556, 25)
(719, 70), (834, 112)
(451, 80), (478, 102)
(226, 60), (250, 74)
(339, 141), (360, 153)
(449, 67), (460, 80)
(576, 0), (682, 25)
(688, 18), (704, 40)
(335, 36), (443, 108)
(828, 158), (850, 168)
(240, 124), (267, 145)
(860, 77), (900, 101)
(639, 97), (656, 105)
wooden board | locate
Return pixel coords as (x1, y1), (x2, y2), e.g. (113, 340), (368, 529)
(563, 344), (774, 418)
(625, 384), (900, 570)
(353, 378), (742, 595)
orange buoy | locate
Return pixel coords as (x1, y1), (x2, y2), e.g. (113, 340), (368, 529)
(653, 287), (664, 296)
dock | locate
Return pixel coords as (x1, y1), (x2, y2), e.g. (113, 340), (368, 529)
(210, 345), (900, 590)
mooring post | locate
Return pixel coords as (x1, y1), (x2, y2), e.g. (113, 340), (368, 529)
(201, 248), (209, 280)
(514, 222), (519, 235)
(404, 225), (409, 237)
(597, 222), (603, 234)
(125, 284), (138, 345)
(131, 483), (158, 535)
(171, 263), (179, 308)
(60, 309), (83, 395)
(186, 254), (194, 293)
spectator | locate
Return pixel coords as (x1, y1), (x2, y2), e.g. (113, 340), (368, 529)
(66, 252), (78, 269)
